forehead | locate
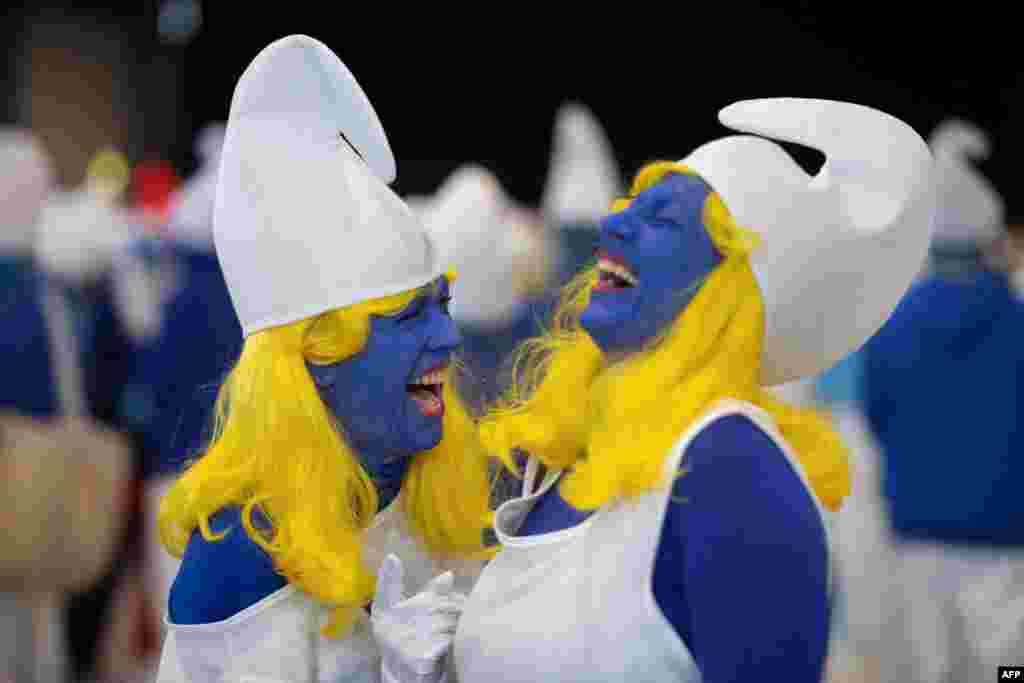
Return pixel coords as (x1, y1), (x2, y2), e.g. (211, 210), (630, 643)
(629, 172), (712, 220)
(377, 276), (448, 321)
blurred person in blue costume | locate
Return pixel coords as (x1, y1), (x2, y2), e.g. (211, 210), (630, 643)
(36, 149), (163, 424)
(421, 105), (619, 418)
(861, 120), (1024, 683)
(117, 122), (244, 631)
(35, 146), (168, 683)
(454, 99), (935, 683)
(154, 35), (495, 683)
(422, 166), (557, 414)
(0, 128), (132, 683)
(0, 128), (70, 420)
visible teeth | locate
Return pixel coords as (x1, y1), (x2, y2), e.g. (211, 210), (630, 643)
(413, 368), (446, 386)
(598, 258), (637, 285)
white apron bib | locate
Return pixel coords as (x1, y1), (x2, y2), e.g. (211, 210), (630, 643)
(454, 400), (831, 682)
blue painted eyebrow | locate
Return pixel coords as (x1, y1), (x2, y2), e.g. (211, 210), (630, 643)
(649, 175), (711, 226)
(393, 277), (449, 319)
(393, 289), (429, 319)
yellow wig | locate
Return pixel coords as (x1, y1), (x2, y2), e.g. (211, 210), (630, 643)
(158, 277), (494, 637)
(481, 162), (851, 513)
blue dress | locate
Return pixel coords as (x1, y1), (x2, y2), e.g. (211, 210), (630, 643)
(0, 254), (59, 417)
(122, 241), (242, 479)
(863, 267), (1024, 546)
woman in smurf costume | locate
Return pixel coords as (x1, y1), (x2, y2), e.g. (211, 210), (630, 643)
(155, 36), (494, 683)
(454, 99), (935, 682)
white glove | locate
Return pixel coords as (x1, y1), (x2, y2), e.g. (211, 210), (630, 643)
(371, 554), (465, 683)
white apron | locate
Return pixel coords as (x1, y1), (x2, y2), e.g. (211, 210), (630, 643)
(454, 400), (830, 682)
(156, 499), (485, 683)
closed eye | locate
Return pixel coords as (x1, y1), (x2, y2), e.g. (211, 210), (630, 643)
(651, 217), (683, 231)
(651, 203), (684, 228)
(396, 299), (426, 323)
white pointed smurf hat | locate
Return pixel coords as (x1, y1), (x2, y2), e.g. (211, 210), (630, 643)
(681, 98), (935, 386)
(0, 128), (53, 252)
(541, 103), (621, 227)
(424, 165), (538, 328)
(215, 35), (442, 337)
(928, 119), (1004, 246)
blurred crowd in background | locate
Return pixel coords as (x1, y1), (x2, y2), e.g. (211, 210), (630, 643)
(3, 3), (1024, 683)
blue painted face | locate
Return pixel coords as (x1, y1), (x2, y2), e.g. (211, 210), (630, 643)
(306, 277), (460, 510)
(580, 173), (722, 354)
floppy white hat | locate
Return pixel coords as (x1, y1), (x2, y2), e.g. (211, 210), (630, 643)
(682, 98), (935, 385)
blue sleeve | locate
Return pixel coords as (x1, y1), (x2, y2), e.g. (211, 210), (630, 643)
(168, 506), (287, 624)
(653, 415), (830, 683)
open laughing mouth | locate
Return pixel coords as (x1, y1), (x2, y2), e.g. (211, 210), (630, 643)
(406, 365), (446, 417)
(593, 251), (638, 292)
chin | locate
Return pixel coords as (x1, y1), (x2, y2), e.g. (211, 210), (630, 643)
(581, 303), (628, 352)
(411, 422), (444, 454)
(583, 290), (678, 354)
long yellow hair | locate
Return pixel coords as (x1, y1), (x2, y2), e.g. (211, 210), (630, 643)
(158, 278), (494, 638)
(481, 162), (851, 512)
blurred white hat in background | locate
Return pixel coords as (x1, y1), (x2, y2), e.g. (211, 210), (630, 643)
(0, 128), (54, 252)
(928, 119), (1004, 247)
(541, 103), (622, 228)
(166, 122), (226, 246)
(424, 165), (549, 329)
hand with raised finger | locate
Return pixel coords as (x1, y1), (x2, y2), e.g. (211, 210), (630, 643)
(371, 554), (466, 683)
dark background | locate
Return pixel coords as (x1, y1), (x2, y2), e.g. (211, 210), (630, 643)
(3, 2), (1020, 218)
